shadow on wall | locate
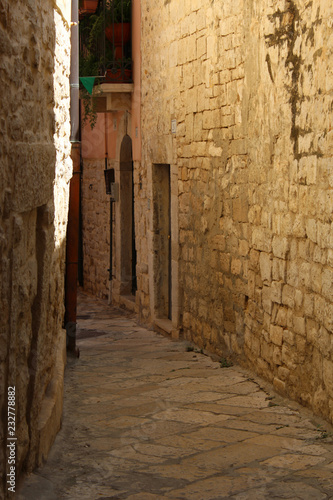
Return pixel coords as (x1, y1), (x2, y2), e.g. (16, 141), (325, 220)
(0, 1), (70, 498)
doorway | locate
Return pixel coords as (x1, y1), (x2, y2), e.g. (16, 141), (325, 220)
(152, 164), (171, 320)
(119, 135), (137, 296)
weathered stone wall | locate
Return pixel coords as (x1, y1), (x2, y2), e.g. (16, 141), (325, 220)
(81, 157), (110, 299)
(0, 1), (71, 497)
(244, 0), (333, 422)
(81, 111), (124, 300)
(139, 0), (333, 423)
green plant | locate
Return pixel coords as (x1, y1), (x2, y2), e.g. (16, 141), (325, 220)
(220, 357), (233, 368)
(79, 51), (102, 77)
(79, 0), (132, 128)
(79, 11), (104, 76)
(81, 82), (101, 129)
(105, 0), (131, 24)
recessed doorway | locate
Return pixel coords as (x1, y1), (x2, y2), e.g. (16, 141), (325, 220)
(152, 163), (171, 320)
(119, 135), (137, 296)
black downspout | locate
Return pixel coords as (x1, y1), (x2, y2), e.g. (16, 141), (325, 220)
(109, 196), (113, 283)
(65, 0), (80, 355)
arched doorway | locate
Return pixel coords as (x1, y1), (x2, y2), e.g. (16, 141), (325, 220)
(119, 134), (137, 296)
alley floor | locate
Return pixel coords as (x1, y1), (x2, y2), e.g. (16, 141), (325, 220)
(18, 291), (333, 500)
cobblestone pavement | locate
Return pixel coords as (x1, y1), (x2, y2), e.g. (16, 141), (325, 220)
(18, 292), (333, 499)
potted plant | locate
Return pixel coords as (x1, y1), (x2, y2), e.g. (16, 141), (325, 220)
(105, 0), (131, 23)
(104, 0), (131, 55)
(79, 0), (99, 16)
(105, 57), (132, 82)
(79, 0), (133, 116)
(79, 14), (104, 129)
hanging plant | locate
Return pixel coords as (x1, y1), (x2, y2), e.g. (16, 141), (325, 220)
(80, 81), (101, 130)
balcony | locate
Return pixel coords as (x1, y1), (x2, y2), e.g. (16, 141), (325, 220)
(79, 0), (132, 86)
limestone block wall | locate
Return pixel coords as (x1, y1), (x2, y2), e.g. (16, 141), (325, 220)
(244, 0), (333, 422)
(140, 0), (333, 423)
(0, 1), (71, 497)
(81, 110), (129, 301)
(81, 157), (110, 299)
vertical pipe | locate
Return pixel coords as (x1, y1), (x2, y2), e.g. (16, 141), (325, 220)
(70, 0), (79, 144)
(110, 199), (113, 282)
(65, 0), (80, 355)
(103, 0), (106, 72)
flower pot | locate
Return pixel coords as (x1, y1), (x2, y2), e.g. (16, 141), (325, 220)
(105, 23), (131, 59)
(79, 0), (99, 15)
(105, 68), (132, 83)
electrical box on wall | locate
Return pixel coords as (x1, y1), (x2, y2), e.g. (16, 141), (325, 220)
(104, 168), (119, 200)
(104, 168), (114, 195)
(110, 182), (119, 201)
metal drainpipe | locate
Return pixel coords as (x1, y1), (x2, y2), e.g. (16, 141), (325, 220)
(70, 0), (79, 144)
(65, 0), (80, 356)
(105, 112), (114, 305)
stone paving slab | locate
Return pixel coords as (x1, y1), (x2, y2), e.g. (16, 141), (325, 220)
(18, 291), (333, 499)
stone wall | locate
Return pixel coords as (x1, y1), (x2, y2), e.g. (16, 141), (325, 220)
(81, 156), (110, 299)
(81, 111), (125, 300)
(0, 1), (71, 497)
(139, 0), (333, 423)
(245, 0), (333, 422)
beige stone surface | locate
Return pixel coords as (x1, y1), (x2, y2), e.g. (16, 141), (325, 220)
(17, 292), (333, 499)
(138, 0), (333, 426)
(0, 1), (71, 498)
(81, 158), (110, 299)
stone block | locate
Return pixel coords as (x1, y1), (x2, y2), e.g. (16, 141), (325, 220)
(322, 268), (333, 301)
(282, 284), (294, 308)
(317, 222), (330, 249)
(11, 144), (56, 212)
(271, 281), (282, 304)
(311, 263), (322, 294)
(232, 195), (249, 223)
(231, 257), (242, 275)
(202, 109), (221, 129)
(262, 286), (272, 314)
(304, 293), (314, 316)
(239, 239), (249, 256)
(272, 236), (289, 259)
(259, 252), (271, 283)
(270, 325), (283, 346)
(220, 253), (230, 272)
(273, 345), (282, 365)
(298, 155), (317, 185)
(293, 316), (306, 336)
(272, 258), (286, 281)
(221, 113), (235, 127)
(251, 227), (272, 252)
(275, 306), (288, 327)
(261, 339), (274, 364)
(187, 34), (197, 62)
(283, 329), (295, 346)
(306, 218), (317, 243)
(287, 262), (299, 287)
(273, 377), (286, 393)
(299, 262), (311, 289)
(195, 7), (206, 30)
(278, 366), (290, 381)
(282, 344), (297, 370)
(231, 138), (247, 155)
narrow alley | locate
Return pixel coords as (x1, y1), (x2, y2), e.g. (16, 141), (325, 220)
(18, 292), (333, 500)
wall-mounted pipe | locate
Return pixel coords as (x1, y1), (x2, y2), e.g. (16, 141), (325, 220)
(70, 0), (79, 143)
(65, 0), (81, 356)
